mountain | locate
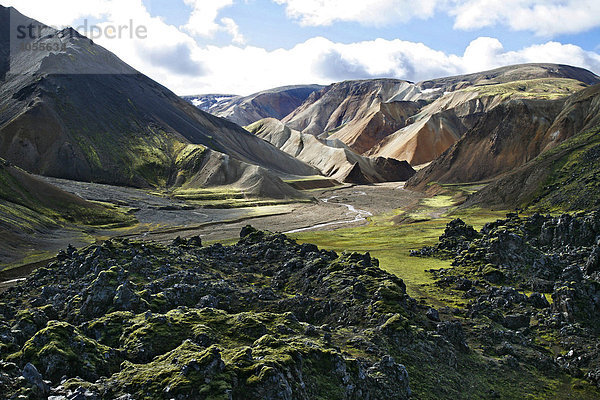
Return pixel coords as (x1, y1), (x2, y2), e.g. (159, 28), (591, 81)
(417, 63), (600, 92)
(182, 94), (237, 112)
(282, 79), (423, 154)
(247, 118), (415, 184)
(406, 82), (600, 190)
(464, 84), (600, 211)
(367, 78), (588, 165)
(184, 85), (324, 126)
(279, 64), (599, 164)
(0, 158), (133, 264)
(0, 6), (318, 198)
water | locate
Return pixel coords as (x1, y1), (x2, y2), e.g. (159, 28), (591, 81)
(285, 195), (372, 234)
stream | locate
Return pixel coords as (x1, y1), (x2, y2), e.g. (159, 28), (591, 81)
(285, 194), (373, 234)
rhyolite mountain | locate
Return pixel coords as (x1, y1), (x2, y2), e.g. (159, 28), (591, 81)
(0, 6), (318, 198)
(247, 118), (415, 184)
(366, 77), (589, 165)
(230, 64), (598, 166)
(406, 82), (600, 190)
(282, 79), (424, 154)
(462, 84), (600, 211)
(184, 85), (324, 126)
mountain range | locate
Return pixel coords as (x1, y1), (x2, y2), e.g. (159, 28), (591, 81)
(2, 1), (598, 209)
(190, 64), (599, 179)
(0, 6), (599, 254)
(188, 63), (600, 210)
(183, 85), (324, 126)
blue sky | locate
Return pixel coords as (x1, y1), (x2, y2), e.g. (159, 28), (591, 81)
(4, 0), (600, 95)
(145, 0), (600, 53)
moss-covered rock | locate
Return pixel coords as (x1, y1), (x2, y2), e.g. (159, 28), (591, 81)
(10, 321), (121, 382)
(3, 223), (599, 399)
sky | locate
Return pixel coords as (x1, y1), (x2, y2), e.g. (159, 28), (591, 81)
(3, 0), (600, 95)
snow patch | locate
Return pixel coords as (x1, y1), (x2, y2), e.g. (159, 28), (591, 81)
(420, 87), (441, 94)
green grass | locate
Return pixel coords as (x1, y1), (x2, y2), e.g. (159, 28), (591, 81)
(420, 195), (455, 208)
(282, 175), (331, 183)
(172, 187), (246, 201)
(171, 187), (311, 208)
(289, 192), (508, 305)
(291, 221), (453, 304)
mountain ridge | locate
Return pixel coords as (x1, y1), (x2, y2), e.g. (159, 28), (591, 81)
(184, 84), (325, 126)
(247, 118), (415, 183)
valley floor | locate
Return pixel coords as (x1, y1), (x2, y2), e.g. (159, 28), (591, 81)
(0, 177), (495, 299)
(0, 176), (528, 303)
(1, 179), (424, 276)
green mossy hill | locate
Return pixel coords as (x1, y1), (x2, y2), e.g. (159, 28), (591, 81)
(467, 125), (600, 211)
(412, 212), (600, 393)
(0, 158), (135, 266)
(0, 159), (134, 227)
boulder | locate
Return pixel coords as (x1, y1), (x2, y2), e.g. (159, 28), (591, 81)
(22, 363), (49, 394)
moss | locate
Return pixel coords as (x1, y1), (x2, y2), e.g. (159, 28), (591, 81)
(149, 292), (168, 312)
(121, 310), (214, 362)
(481, 265), (505, 283)
(112, 342), (232, 400)
(10, 321), (121, 382)
(380, 313), (412, 334)
(460, 78), (588, 100)
(83, 311), (135, 348)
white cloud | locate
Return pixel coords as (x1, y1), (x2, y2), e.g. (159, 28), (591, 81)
(181, 0), (244, 44)
(498, 42), (600, 72)
(462, 37), (505, 72)
(451, 0), (600, 36)
(460, 37), (600, 74)
(273, 0), (442, 26)
(3, 0), (600, 97)
(169, 37), (600, 96)
(2, 0), (112, 26)
(272, 0), (600, 36)
(220, 17), (246, 45)
(90, 1), (206, 82)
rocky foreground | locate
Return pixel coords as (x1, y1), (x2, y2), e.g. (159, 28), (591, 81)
(2, 215), (600, 399)
(413, 212), (600, 389)
(0, 227), (434, 399)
